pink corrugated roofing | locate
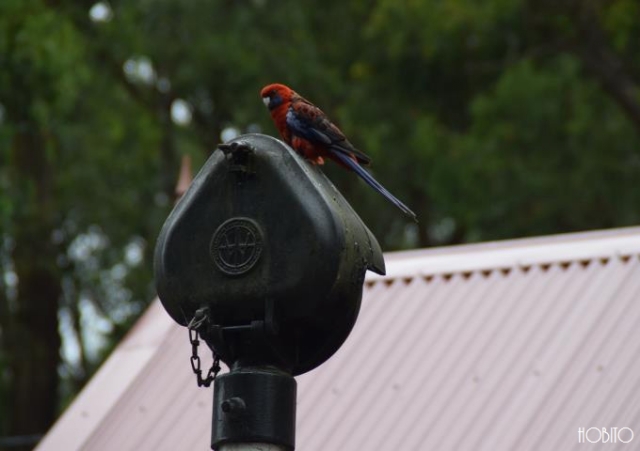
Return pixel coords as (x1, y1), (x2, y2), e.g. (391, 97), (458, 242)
(37, 227), (640, 450)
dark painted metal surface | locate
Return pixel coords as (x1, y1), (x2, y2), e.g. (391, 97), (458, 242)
(212, 367), (296, 450)
(154, 133), (385, 376)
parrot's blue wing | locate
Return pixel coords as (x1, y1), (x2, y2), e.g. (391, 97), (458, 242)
(287, 98), (417, 221)
(287, 101), (372, 165)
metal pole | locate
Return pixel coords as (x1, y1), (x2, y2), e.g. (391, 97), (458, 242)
(212, 367), (296, 451)
(219, 444), (286, 451)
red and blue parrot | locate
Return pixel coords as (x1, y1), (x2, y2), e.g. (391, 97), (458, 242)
(260, 83), (417, 222)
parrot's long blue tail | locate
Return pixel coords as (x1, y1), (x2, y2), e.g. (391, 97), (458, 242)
(331, 151), (418, 222)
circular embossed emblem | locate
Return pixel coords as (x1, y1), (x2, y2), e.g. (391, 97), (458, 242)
(210, 218), (263, 276)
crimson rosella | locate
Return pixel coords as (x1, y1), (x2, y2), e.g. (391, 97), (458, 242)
(260, 83), (417, 221)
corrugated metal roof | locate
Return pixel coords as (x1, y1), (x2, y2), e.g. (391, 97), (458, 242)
(37, 227), (640, 450)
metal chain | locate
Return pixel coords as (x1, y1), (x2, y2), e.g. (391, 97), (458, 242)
(187, 309), (221, 388)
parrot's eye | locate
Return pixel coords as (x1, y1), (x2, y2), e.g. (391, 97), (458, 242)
(264, 92), (283, 110)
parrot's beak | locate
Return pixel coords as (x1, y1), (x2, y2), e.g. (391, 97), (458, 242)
(262, 97), (270, 108)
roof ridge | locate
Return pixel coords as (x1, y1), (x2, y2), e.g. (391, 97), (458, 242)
(368, 227), (640, 282)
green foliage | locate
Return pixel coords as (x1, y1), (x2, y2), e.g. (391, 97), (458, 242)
(603, 0), (640, 51)
(452, 56), (640, 238)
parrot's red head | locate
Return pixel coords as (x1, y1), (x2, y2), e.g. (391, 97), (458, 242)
(260, 83), (295, 111)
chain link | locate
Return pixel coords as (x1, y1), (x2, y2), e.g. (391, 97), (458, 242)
(187, 309), (221, 388)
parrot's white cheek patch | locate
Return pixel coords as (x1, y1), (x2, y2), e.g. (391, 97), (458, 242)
(262, 97), (270, 108)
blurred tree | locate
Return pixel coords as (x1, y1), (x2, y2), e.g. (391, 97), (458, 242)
(1, 0), (640, 447)
(0, 0), (165, 446)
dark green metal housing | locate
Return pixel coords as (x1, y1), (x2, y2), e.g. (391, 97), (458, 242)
(154, 133), (385, 376)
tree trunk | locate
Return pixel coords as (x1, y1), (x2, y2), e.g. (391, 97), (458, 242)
(2, 127), (62, 448)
